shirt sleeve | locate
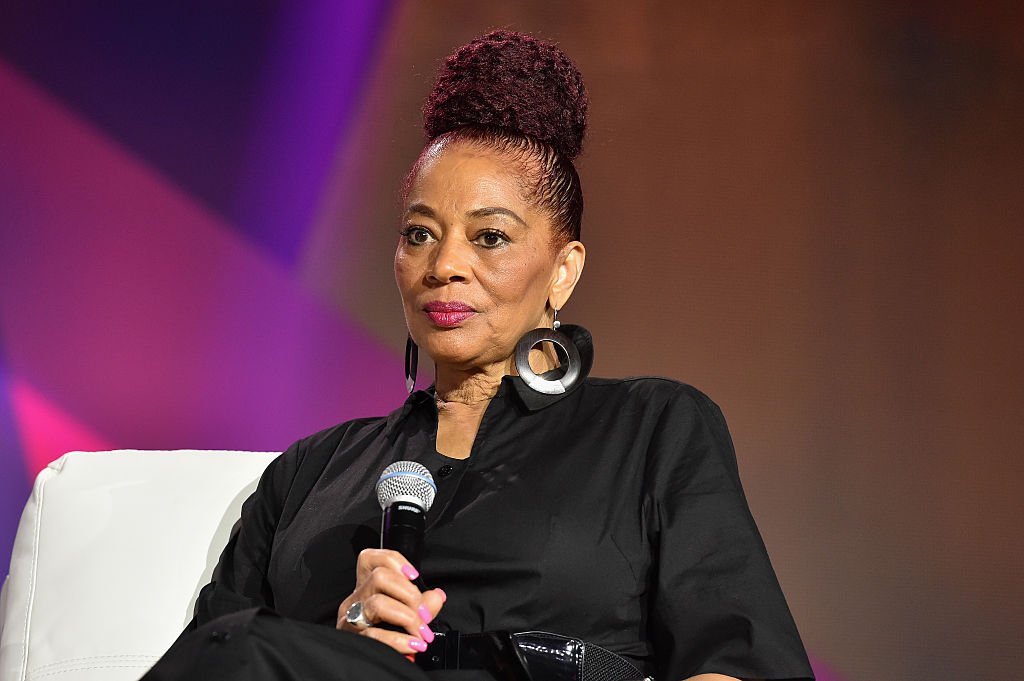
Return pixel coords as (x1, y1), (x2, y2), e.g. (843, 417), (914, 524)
(185, 441), (301, 631)
(646, 387), (814, 681)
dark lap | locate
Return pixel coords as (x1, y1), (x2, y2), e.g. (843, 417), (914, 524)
(142, 608), (490, 681)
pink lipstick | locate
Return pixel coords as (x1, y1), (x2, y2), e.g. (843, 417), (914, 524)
(423, 301), (476, 327)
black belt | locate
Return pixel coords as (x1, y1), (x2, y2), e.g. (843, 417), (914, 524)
(415, 630), (650, 681)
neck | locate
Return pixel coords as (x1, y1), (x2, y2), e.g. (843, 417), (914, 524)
(430, 349), (560, 460)
(434, 359), (511, 407)
(432, 360), (508, 459)
(433, 345), (561, 406)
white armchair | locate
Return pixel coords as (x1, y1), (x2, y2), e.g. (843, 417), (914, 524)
(0, 449), (278, 681)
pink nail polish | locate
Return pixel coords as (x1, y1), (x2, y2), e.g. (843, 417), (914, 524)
(419, 624), (435, 643)
(409, 638), (428, 653)
(418, 604), (433, 624)
(401, 564), (419, 580)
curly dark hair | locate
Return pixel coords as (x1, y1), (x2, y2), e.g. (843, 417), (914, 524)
(416, 30), (588, 244)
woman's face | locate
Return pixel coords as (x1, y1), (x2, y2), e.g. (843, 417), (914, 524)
(395, 139), (584, 372)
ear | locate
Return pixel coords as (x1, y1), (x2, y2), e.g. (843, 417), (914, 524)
(548, 240), (586, 310)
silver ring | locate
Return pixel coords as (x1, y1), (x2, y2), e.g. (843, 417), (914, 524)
(344, 600), (372, 629)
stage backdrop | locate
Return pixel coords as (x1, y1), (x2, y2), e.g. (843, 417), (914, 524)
(1, 3), (1021, 680)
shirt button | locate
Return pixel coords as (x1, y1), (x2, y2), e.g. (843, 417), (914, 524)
(438, 464), (454, 479)
(209, 630), (231, 643)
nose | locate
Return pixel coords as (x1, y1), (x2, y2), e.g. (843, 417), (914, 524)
(426, 236), (471, 285)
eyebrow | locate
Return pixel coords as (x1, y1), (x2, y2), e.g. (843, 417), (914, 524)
(406, 203), (437, 220)
(406, 203), (527, 228)
(466, 206), (527, 227)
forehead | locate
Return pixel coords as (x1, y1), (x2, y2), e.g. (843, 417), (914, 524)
(406, 140), (534, 214)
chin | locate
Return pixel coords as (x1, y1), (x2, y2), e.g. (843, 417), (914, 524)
(417, 330), (501, 370)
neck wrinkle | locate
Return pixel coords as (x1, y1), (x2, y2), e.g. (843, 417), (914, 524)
(433, 343), (564, 406)
(433, 358), (510, 407)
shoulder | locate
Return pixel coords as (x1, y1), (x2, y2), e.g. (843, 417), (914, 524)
(282, 414), (389, 474)
(236, 413), (392, 531)
(259, 415), (390, 499)
(581, 376), (725, 423)
(582, 377), (739, 485)
(290, 415), (389, 458)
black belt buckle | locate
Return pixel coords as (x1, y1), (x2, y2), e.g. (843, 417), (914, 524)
(417, 630), (457, 671)
(418, 631), (531, 681)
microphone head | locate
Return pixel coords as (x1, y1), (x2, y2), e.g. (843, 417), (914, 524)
(376, 461), (437, 512)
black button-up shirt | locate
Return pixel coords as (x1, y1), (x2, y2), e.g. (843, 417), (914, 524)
(192, 371), (813, 681)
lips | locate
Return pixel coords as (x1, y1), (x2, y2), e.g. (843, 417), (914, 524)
(423, 301), (477, 327)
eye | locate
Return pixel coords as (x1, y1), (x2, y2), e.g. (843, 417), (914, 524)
(474, 230), (509, 249)
(401, 226), (434, 246)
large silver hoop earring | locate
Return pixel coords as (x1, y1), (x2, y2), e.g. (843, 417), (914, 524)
(514, 310), (581, 395)
(405, 336), (418, 394)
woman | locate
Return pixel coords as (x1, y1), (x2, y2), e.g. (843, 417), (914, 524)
(147, 31), (813, 681)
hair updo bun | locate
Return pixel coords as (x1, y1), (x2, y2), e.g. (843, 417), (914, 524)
(416, 30), (588, 244)
(423, 30), (588, 161)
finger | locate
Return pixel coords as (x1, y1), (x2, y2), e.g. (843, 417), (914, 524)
(362, 593), (436, 642)
(364, 564), (424, 610)
(355, 548), (419, 581)
(416, 588), (447, 626)
(361, 625), (430, 656)
(337, 551), (427, 635)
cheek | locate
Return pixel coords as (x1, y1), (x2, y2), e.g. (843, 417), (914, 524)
(483, 250), (551, 309)
(393, 249), (417, 300)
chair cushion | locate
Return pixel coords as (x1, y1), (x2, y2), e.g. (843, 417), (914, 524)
(0, 449), (278, 681)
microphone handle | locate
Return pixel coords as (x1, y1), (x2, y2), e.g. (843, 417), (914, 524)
(381, 502), (427, 590)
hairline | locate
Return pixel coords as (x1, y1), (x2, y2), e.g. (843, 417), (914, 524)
(404, 131), (577, 248)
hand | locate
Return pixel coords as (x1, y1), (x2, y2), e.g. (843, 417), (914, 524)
(336, 548), (446, 656)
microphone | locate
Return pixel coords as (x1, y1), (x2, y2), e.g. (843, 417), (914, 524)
(375, 461), (437, 584)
